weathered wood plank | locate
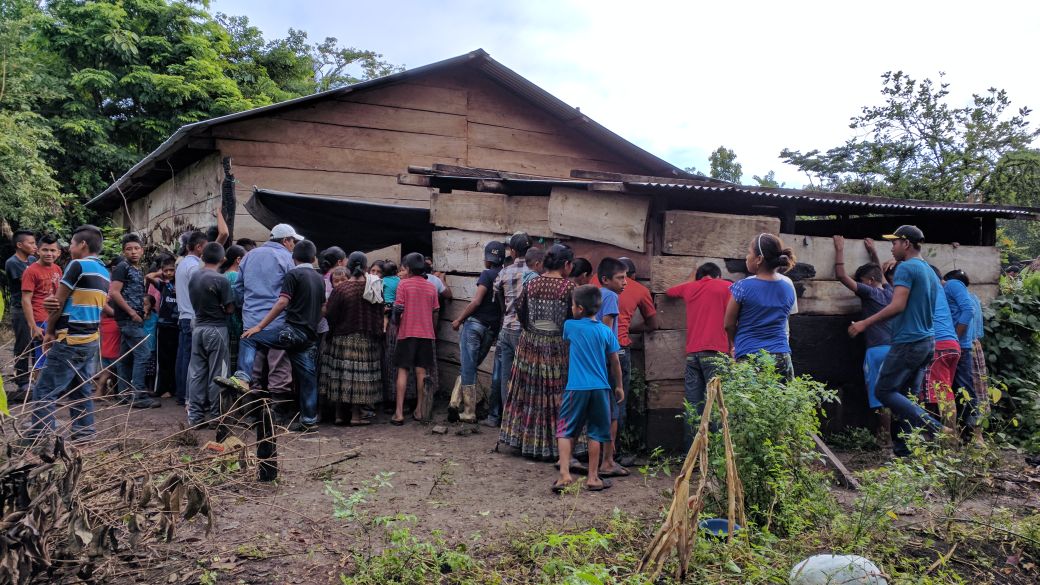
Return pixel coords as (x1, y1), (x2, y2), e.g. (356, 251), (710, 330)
(468, 122), (626, 163)
(444, 274), (477, 301)
(974, 284), (999, 306)
(234, 166), (432, 201)
(276, 100), (467, 137)
(213, 118), (466, 159)
(565, 239), (652, 279)
(648, 380), (685, 410)
(365, 244), (401, 266)
(437, 360), (492, 395)
(549, 187), (650, 252)
(431, 193), (509, 232)
(436, 340), (495, 374)
(344, 82), (469, 116)
(468, 147), (633, 180)
(438, 299), (470, 323)
(782, 234), (1001, 284)
(436, 319), (459, 344)
(653, 294), (687, 331)
(217, 139), (458, 177)
(796, 281), (862, 316)
(644, 330), (687, 381)
(508, 196), (554, 238)
(432, 230), (507, 274)
(663, 211), (780, 258)
(649, 255), (747, 294)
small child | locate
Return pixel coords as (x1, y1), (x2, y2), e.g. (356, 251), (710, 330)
(392, 252), (440, 424)
(570, 257), (594, 286)
(330, 266), (349, 289)
(523, 247), (545, 284)
(142, 295), (159, 392)
(369, 261), (385, 278)
(381, 261), (401, 305)
(553, 285), (623, 493)
(97, 305), (121, 397)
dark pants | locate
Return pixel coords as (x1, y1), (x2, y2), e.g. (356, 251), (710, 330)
(954, 347), (979, 431)
(240, 325), (318, 425)
(683, 351), (726, 451)
(617, 347), (632, 430)
(28, 340), (99, 439)
(11, 308), (32, 388)
(175, 318), (193, 403)
(875, 338), (943, 456)
(490, 328), (521, 424)
(156, 324), (179, 395)
(117, 321), (151, 399)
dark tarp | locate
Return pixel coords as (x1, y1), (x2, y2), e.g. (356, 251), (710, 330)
(245, 188), (432, 253)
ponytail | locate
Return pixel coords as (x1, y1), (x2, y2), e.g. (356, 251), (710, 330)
(543, 243), (574, 271)
(319, 246), (347, 274)
(347, 250), (368, 278)
(753, 233), (796, 272)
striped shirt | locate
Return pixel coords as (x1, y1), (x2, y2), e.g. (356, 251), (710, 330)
(493, 258), (531, 332)
(56, 256), (110, 345)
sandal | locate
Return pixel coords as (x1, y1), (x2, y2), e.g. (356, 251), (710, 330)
(390, 417), (405, 426)
(350, 419), (372, 426)
(601, 466), (631, 478)
(585, 478), (614, 492)
(551, 480), (575, 494)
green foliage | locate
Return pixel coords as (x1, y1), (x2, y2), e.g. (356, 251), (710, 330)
(708, 146), (743, 183)
(826, 427), (880, 452)
(751, 170), (784, 188)
(781, 71), (1040, 204)
(983, 280), (1040, 451)
(703, 354), (838, 535)
(325, 471), (394, 522)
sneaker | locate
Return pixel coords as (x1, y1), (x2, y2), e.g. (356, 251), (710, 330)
(480, 417), (500, 428)
(214, 375), (250, 393)
(129, 396), (161, 409)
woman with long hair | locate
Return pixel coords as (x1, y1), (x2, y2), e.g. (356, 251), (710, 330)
(500, 243), (576, 460)
(219, 244), (247, 370)
(321, 251), (384, 425)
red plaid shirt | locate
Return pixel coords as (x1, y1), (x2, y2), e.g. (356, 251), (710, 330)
(395, 275), (439, 339)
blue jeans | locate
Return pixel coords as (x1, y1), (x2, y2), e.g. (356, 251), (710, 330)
(683, 351), (725, 450)
(459, 318), (495, 386)
(954, 347), (979, 430)
(117, 321), (151, 398)
(175, 318), (193, 403)
(617, 348), (631, 429)
(29, 341), (99, 438)
(874, 338), (943, 455)
(238, 325), (319, 425)
(490, 328), (521, 424)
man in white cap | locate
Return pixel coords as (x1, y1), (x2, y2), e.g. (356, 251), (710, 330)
(224, 224), (302, 395)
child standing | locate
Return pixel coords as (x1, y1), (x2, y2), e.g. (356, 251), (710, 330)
(97, 305), (121, 397)
(391, 252), (440, 424)
(724, 234), (797, 380)
(553, 285), (623, 493)
(594, 257), (629, 477)
(142, 295), (158, 392)
(21, 235), (63, 373)
(148, 255), (179, 398)
(186, 243), (234, 427)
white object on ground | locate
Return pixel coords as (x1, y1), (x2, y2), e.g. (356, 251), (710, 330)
(789, 555), (888, 585)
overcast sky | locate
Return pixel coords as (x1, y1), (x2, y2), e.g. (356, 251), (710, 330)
(212, 0), (1040, 187)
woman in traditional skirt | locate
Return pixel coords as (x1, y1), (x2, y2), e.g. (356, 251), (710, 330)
(321, 252), (384, 425)
(500, 243), (576, 460)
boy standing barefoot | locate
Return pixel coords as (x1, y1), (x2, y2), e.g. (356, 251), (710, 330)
(554, 285), (623, 493)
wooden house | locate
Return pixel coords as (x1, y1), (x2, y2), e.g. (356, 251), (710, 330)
(92, 50), (1040, 449)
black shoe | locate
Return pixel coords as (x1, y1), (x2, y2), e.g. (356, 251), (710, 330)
(130, 396), (161, 409)
(288, 421), (317, 433)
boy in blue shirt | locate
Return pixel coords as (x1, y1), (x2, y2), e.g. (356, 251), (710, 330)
(553, 285), (623, 493)
(943, 269), (981, 440)
(849, 225), (951, 456)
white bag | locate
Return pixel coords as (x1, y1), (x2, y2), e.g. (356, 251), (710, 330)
(363, 273), (384, 304)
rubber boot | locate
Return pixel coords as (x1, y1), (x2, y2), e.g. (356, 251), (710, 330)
(447, 376), (462, 423)
(460, 384), (478, 423)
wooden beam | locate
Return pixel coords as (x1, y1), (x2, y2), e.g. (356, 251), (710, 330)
(432, 230), (507, 274)
(643, 330), (687, 381)
(663, 210), (780, 258)
(549, 186), (650, 252)
(649, 255), (747, 294)
(444, 274), (477, 301)
(812, 434), (861, 490)
(647, 380), (685, 410)
(653, 294), (687, 330)
(398, 174), (432, 187)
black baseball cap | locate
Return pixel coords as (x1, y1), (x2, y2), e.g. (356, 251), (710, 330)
(881, 225), (925, 243)
(484, 240), (506, 264)
(508, 232), (532, 252)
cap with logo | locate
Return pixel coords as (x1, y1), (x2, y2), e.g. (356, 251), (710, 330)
(484, 240), (506, 264)
(270, 223), (304, 241)
(881, 225), (925, 243)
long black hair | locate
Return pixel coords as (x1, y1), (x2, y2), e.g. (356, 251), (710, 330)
(347, 251), (368, 278)
(219, 245), (246, 274)
(319, 246), (347, 274)
(751, 233), (795, 271)
(543, 243), (574, 271)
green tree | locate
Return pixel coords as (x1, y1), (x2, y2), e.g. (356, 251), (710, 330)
(708, 145), (742, 183)
(752, 170), (785, 188)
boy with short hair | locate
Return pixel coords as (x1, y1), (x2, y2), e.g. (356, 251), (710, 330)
(110, 233), (160, 408)
(666, 261), (733, 450)
(22, 235), (63, 373)
(523, 246), (545, 283)
(391, 252), (440, 425)
(187, 243), (234, 427)
(553, 285), (623, 493)
(7, 229), (37, 395)
(942, 269), (980, 439)
(833, 236), (893, 448)
(595, 257), (629, 477)
(27, 225), (109, 441)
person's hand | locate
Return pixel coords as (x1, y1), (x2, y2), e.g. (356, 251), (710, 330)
(848, 321), (866, 338)
(433, 270), (446, 281)
(43, 294), (60, 313)
(132, 312), (143, 324)
(30, 324), (44, 339)
(614, 386), (625, 404)
(42, 332), (55, 353)
(882, 259), (897, 274)
(864, 238), (876, 252)
(451, 319), (462, 331)
(832, 235), (845, 250)
(242, 326), (261, 339)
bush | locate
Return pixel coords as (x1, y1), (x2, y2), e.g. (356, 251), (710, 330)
(698, 354), (838, 535)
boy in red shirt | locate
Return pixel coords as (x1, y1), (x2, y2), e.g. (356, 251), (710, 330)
(21, 235), (63, 372)
(391, 252), (440, 425)
(666, 262), (732, 450)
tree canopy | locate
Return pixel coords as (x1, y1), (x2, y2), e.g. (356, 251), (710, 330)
(0, 0), (400, 233)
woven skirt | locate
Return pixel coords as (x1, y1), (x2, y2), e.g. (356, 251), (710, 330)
(971, 339), (990, 416)
(499, 329), (568, 460)
(320, 333), (383, 406)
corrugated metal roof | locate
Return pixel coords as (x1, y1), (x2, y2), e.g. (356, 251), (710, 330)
(89, 49), (682, 211)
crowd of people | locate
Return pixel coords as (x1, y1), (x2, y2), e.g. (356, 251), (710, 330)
(3, 219), (1000, 490)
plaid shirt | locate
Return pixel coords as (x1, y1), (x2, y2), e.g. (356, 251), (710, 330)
(394, 275), (439, 339)
(493, 258), (531, 332)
